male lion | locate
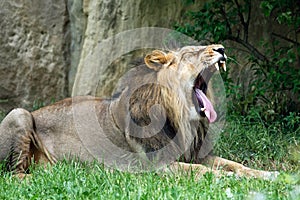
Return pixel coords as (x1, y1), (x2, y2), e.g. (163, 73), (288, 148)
(0, 44), (277, 179)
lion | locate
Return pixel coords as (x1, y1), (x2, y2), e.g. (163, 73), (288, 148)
(0, 44), (278, 179)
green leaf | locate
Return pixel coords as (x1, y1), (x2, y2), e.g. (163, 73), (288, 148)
(260, 1), (274, 17)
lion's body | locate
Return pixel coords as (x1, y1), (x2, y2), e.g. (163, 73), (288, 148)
(0, 45), (278, 179)
(30, 97), (104, 162)
(0, 97), (97, 170)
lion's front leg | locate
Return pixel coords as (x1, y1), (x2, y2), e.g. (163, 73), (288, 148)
(167, 162), (233, 178)
(203, 156), (279, 180)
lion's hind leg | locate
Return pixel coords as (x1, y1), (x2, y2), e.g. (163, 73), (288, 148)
(0, 108), (50, 175)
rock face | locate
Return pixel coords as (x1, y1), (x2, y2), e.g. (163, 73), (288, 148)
(71, 0), (198, 97)
(0, 0), (70, 112)
(0, 0), (199, 112)
(67, 0), (87, 94)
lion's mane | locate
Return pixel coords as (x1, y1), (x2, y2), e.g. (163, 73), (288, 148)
(112, 62), (208, 165)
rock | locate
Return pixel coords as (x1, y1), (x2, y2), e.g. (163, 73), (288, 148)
(0, 0), (70, 112)
(67, 0), (87, 94)
(71, 0), (199, 97)
(0, 0), (200, 113)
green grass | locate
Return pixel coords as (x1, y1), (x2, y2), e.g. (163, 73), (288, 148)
(0, 161), (299, 200)
(215, 114), (300, 172)
(0, 113), (299, 199)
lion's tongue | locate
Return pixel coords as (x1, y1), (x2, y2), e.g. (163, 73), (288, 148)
(195, 88), (217, 123)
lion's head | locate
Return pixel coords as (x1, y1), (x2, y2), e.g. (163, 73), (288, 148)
(143, 44), (227, 123)
(111, 44), (227, 165)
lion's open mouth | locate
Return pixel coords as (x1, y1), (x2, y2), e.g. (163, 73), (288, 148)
(193, 55), (226, 123)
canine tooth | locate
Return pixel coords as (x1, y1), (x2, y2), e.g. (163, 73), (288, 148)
(215, 63), (219, 71)
(201, 108), (206, 111)
(223, 63), (227, 71)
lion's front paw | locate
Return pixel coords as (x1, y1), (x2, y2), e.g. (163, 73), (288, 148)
(262, 171), (280, 181)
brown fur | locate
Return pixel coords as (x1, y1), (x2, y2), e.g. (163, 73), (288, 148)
(0, 45), (278, 180)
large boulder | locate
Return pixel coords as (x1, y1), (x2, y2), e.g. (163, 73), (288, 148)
(0, 0), (70, 112)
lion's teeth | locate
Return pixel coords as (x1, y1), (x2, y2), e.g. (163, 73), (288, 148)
(215, 63), (220, 71)
(220, 60), (225, 63)
(201, 108), (206, 111)
(222, 63), (227, 71)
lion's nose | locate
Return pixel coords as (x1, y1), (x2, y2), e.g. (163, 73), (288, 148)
(214, 48), (225, 55)
(213, 48), (226, 61)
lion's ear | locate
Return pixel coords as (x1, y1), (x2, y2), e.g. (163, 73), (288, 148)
(144, 50), (174, 71)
